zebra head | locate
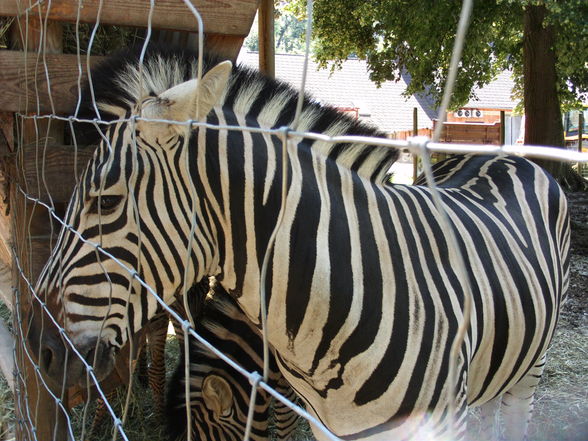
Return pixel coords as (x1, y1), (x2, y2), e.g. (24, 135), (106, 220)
(28, 56), (233, 387)
(174, 371), (268, 441)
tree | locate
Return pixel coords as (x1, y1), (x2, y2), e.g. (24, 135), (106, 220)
(287, 0), (588, 189)
(245, 6), (307, 54)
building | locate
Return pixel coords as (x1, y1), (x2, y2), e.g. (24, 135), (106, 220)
(237, 51), (522, 145)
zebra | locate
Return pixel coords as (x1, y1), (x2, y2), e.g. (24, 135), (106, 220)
(167, 278), (299, 441)
(28, 45), (570, 440)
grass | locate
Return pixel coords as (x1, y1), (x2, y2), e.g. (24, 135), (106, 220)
(0, 18), (142, 54)
(62, 23), (144, 56)
(0, 301), (13, 441)
(0, 374), (13, 440)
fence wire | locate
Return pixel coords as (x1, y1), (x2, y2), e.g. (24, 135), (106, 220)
(2, 0), (587, 441)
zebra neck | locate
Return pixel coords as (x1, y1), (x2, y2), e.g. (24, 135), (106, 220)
(196, 106), (401, 324)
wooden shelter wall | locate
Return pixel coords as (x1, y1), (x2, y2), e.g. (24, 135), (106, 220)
(0, 0), (256, 35)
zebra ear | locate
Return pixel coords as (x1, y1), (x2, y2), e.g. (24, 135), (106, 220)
(194, 60), (233, 120)
(156, 60), (232, 123)
(202, 374), (233, 417)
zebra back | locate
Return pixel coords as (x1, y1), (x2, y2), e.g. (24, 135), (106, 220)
(166, 285), (298, 441)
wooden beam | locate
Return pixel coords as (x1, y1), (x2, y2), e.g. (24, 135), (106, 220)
(0, 50), (104, 114)
(11, 173), (74, 441)
(500, 110), (506, 145)
(0, 0), (258, 36)
(578, 111), (584, 153)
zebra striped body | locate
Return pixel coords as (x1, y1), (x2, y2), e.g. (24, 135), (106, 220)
(30, 46), (569, 440)
(167, 283), (298, 441)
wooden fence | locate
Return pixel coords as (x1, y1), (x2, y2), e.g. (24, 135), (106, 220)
(394, 121), (502, 145)
(0, 1), (259, 439)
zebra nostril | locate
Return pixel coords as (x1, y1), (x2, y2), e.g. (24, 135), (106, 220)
(40, 347), (54, 373)
(85, 346), (97, 365)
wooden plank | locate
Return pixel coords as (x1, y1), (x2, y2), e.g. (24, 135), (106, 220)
(148, 31), (243, 61)
(11, 176), (71, 441)
(0, 50), (105, 114)
(0, 200), (11, 269)
(205, 34), (245, 61)
(443, 132), (500, 140)
(500, 111), (505, 145)
(0, 0), (258, 36)
(444, 126), (500, 133)
(18, 144), (95, 203)
(0, 35), (247, 113)
(440, 123), (502, 145)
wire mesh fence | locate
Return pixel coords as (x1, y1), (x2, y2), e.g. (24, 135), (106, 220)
(0, 0), (586, 441)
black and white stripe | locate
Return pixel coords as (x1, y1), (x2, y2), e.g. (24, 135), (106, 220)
(32, 46), (570, 440)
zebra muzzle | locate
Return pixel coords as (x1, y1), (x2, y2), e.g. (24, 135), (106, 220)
(26, 301), (116, 388)
(40, 335), (116, 389)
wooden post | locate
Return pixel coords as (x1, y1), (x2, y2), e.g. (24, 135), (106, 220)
(578, 111), (584, 153)
(258, 0), (275, 78)
(412, 107), (418, 182)
(500, 110), (506, 145)
(9, 15), (70, 441)
(579, 111), (584, 176)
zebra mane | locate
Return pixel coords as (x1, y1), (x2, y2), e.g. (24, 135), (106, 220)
(79, 45), (399, 182)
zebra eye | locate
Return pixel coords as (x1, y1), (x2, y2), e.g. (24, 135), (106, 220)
(91, 195), (122, 214)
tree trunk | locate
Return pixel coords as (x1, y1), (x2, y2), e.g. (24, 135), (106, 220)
(523, 4), (586, 190)
(523, 5), (562, 168)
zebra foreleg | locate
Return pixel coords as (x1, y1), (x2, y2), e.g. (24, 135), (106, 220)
(146, 311), (170, 419)
(87, 390), (119, 438)
(272, 376), (299, 440)
(500, 354), (546, 441)
(135, 345), (149, 388)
